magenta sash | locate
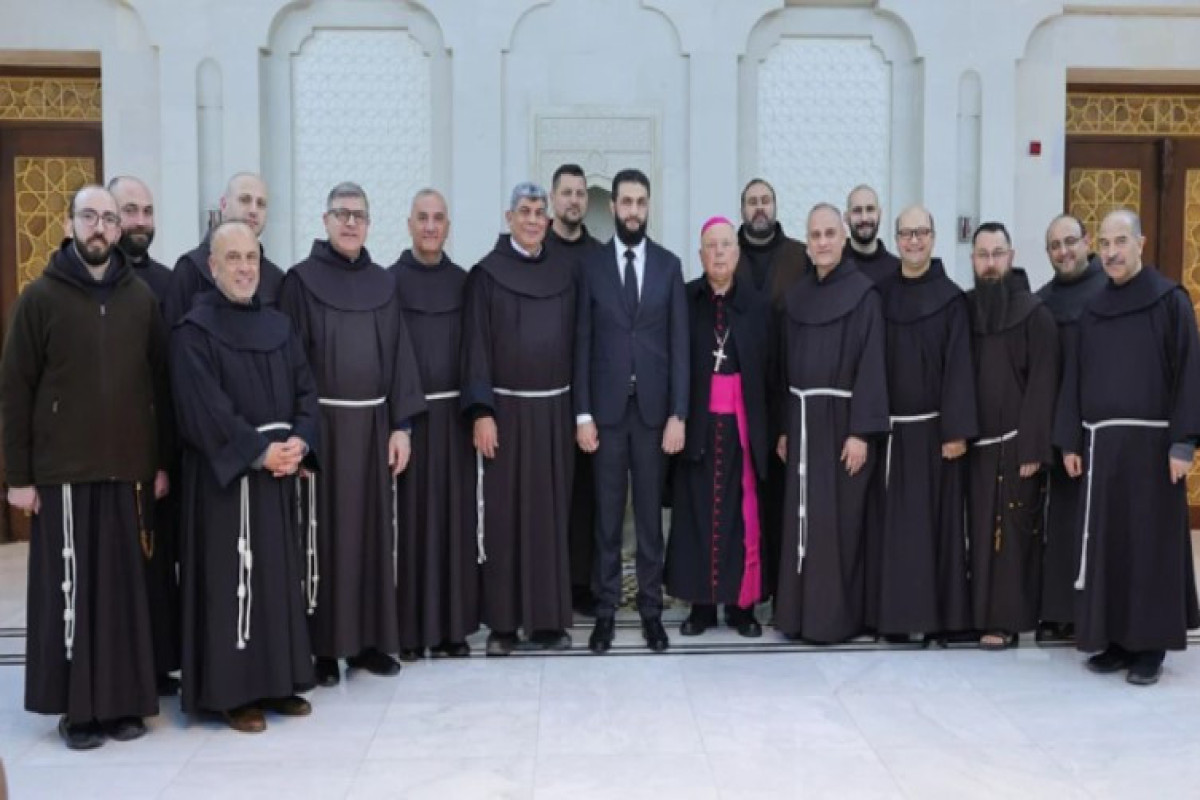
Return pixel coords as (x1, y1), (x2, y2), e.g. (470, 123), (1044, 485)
(708, 373), (762, 607)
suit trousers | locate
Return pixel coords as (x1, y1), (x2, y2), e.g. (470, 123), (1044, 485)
(592, 394), (666, 618)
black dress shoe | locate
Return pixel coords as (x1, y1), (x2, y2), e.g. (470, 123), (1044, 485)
(737, 619), (763, 638)
(535, 629), (572, 650)
(398, 648), (424, 663)
(1086, 645), (1134, 674)
(486, 631), (518, 657)
(260, 695), (312, 716)
(589, 616), (615, 654)
(105, 716), (147, 742)
(156, 673), (181, 697)
(680, 606), (717, 637)
(58, 717), (105, 750)
(347, 648), (402, 676)
(642, 616), (669, 653)
(314, 657), (341, 686)
(431, 641), (471, 658)
(1127, 651), (1165, 686)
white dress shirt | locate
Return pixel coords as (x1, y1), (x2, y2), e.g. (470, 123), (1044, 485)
(614, 237), (647, 299)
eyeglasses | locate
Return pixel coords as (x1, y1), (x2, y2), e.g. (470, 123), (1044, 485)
(327, 208), (370, 225)
(1047, 236), (1082, 252)
(973, 248), (1011, 261)
(74, 209), (121, 228)
(896, 227), (932, 241)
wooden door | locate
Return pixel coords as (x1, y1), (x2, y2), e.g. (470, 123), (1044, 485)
(1065, 138), (1162, 269)
(0, 72), (103, 542)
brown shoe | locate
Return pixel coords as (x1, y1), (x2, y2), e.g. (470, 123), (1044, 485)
(260, 695), (312, 717)
(223, 704), (267, 734)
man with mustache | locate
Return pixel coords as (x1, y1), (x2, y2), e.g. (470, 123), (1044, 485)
(736, 178), (809, 309)
(107, 175), (181, 697)
(1055, 209), (1200, 686)
(965, 222), (1059, 650)
(843, 184), (901, 284)
(1, 185), (170, 748)
(1034, 215), (1106, 641)
(280, 182), (426, 686)
(164, 172), (285, 325)
(865, 207), (976, 644)
(775, 203), (889, 643)
(576, 168), (688, 654)
(545, 163), (603, 618)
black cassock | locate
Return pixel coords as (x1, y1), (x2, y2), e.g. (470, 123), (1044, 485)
(866, 259), (977, 635)
(391, 250), (480, 649)
(164, 231), (285, 326)
(171, 292), (319, 713)
(1035, 257), (1107, 626)
(845, 241), (901, 285)
(1054, 266), (1200, 652)
(130, 253), (182, 681)
(461, 235), (575, 635)
(966, 269), (1059, 634)
(776, 259), (889, 642)
(280, 241), (426, 658)
(666, 275), (771, 607)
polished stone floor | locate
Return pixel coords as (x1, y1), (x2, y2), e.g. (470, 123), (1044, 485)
(2, 539), (1200, 799)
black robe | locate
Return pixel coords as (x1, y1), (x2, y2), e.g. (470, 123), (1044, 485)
(844, 240), (901, 285)
(172, 292), (319, 713)
(867, 259), (977, 635)
(390, 250), (480, 648)
(1035, 257), (1108, 625)
(1054, 266), (1200, 652)
(546, 225), (603, 597)
(775, 259), (889, 642)
(736, 222), (810, 597)
(966, 269), (1059, 633)
(461, 235), (575, 634)
(165, 231), (284, 326)
(280, 241), (426, 658)
(127, 252), (182, 678)
(666, 275), (771, 606)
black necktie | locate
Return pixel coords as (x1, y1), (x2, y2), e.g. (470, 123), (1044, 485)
(623, 248), (638, 314)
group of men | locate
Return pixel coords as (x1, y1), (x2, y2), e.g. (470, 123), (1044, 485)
(1, 163), (1196, 753)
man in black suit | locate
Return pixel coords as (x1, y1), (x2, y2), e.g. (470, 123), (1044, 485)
(575, 168), (688, 654)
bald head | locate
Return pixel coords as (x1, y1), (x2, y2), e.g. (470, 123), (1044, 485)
(221, 172), (268, 236)
(1044, 214), (1090, 278)
(107, 176), (156, 260)
(845, 185), (882, 248)
(208, 220), (261, 304)
(894, 205), (936, 273)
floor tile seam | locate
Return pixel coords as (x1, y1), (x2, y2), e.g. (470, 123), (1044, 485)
(832, 686), (910, 798)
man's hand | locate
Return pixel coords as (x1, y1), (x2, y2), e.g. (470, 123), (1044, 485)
(154, 469), (170, 499)
(389, 430), (412, 477)
(7, 486), (39, 515)
(941, 439), (967, 460)
(474, 416), (499, 459)
(576, 421), (599, 454)
(1170, 456), (1192, 485)
(1019, 462), (1041, 479)
(263, 440), (304, 477)
(1063, 453), (1083, 479)
(662, 416), (685, 455)
(841, 436), (868, 476)
(776, 435), (787, 463)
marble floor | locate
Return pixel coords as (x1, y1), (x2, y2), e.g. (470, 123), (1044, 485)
(2, 540), (1200, 799)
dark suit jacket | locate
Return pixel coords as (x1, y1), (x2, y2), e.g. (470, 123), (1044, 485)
(574, 237), (688, 428)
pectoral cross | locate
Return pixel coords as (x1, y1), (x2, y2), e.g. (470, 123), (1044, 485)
(713, 338), (728, 373)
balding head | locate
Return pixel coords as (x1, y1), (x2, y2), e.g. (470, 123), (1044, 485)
(408, 189), (450, 265)
(845, 185), (882, 248)
(65, 184), (120, 268)
(208, 220), (260, 304)
(220, 172), (268, 236)
(107, 176), (156, 260)
(806, 203), (846, 274)
(894, 205), (936, 273)
(1044, 214), (1090, 278)
(1097, 209), (1145, 285)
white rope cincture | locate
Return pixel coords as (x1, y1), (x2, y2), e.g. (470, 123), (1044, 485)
(1074, 418), (1169, 591)
(318, 396), (387, 408)
(788, 387), (853, 575)
(236, 473), (253, 650)
(974, 429), (1018, 448)
(61, 484), (76, 661)
(425, 390), (461, 402)
(473, 385), (571, 565)
(885, 411), (941, 487)
(305, 471), (318, 615)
